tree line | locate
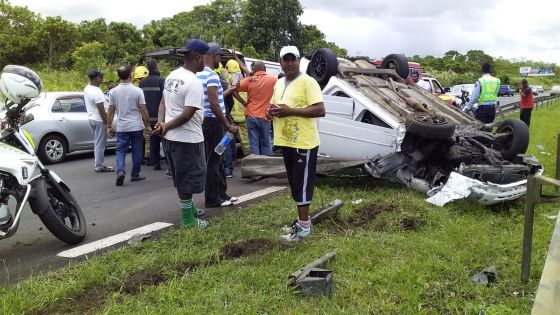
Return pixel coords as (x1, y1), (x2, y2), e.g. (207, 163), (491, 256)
(0, 0), (347, 73)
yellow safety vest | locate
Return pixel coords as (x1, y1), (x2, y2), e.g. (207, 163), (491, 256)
(478, 75), (500, 103)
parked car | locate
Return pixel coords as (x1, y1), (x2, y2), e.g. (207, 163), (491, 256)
(536, 85), (544, 93)
(18, 92), (116, 164)
(551, 85), (560, 95)
(498, 85), (515, 96)
(530, 85), (539, 95)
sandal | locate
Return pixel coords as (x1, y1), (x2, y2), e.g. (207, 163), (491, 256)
(95, 165), (115, 173)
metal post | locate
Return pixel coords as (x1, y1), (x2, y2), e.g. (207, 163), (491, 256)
(556, 134), (560, 183)
(521, 176), (538, 283)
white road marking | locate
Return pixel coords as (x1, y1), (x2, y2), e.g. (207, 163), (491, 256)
(57, 222), (173, 258)
(235, 186), (286, 204)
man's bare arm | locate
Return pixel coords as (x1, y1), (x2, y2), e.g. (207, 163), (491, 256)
(270, 102), (325, 118)
(96, 102), (107, 124)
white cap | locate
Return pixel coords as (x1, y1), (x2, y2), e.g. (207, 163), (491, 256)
(279, 46), (300, 59)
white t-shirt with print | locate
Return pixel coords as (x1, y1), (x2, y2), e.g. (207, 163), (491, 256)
(84, 84), (106, 122)
(163, 67), (204, 143)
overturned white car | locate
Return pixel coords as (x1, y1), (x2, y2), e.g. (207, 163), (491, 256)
(306, 49), (541, 205)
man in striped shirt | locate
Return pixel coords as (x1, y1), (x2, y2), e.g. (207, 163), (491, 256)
(197, 42), (239, 208)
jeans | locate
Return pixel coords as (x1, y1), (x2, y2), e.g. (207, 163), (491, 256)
(116, 130), (144, 177)
(203, 117), (228, 205)
(149, 134), (162, 166)
(224, 138), (234, 173)
(89, 119), (107, 169)
(246, 116), (272, 155)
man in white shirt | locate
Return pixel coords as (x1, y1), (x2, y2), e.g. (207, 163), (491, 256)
(153, 38), (209, 228)
(84, 70), (114, 173)
(411, 71), (431, 91)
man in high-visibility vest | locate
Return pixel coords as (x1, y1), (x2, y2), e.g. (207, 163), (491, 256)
(467, 62), (501, 124)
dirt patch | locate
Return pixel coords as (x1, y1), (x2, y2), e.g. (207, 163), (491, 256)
(221, 238), (288, 260)
(332, 203), (396, 229)
(400, 217), (418, 231)
(31, 284), (116, 315)
(121, 268), (167, 294)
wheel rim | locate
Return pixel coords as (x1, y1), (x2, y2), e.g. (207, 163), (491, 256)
(414, 114), (448, 126)
(387, 61), (397, 70)
(47, 189), (82, 232)
(312, 53), (327, 80)
(494, 126), (514, 151)
(45, 139), (64, 160)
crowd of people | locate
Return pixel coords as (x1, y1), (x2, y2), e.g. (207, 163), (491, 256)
(83, 39), (325, 242)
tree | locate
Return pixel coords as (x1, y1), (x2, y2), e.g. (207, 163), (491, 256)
(240, 0), (302, 59)
(77, 18), (108, 45)
(72, 41), (105, 74)
(37, 16), (77, 68)
(104, 22), (147, 65)
(0, 0), (41, 66)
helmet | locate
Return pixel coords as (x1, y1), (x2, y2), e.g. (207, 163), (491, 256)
(226, 59), (241, 73)
(0, 65), (43, 105)
(133, 66), (149, 79)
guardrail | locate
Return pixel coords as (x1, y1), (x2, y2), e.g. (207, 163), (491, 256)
(499, 94), (560, 116)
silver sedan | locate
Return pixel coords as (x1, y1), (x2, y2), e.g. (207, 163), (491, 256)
(23, 92), (116, 164)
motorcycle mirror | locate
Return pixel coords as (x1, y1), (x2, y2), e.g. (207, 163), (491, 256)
(20, 113), (34, 125)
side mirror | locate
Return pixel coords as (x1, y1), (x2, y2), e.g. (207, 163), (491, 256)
(444, 87), (451, 93)
(20, 113), (34, 125)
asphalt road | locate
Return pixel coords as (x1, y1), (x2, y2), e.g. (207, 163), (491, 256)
(0, 151), (287, 285)
(497, 91), (550, 107)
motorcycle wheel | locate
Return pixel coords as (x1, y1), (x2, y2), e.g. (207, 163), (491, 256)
(37, 181), (86, 244)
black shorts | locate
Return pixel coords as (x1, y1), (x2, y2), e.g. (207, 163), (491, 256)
(281, 146), (318, 206)
(164, 139), (206, 195)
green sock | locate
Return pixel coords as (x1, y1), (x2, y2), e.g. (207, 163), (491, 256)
(179, 199), (196, 226)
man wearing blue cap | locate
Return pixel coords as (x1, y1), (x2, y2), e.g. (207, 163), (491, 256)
(197, 42), (239, 208)
(153, 38), (209, 227)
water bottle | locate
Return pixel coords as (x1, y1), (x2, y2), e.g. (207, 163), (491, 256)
(214, 132), (234, 155)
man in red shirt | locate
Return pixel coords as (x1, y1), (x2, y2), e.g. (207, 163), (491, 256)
(237, 61), (277, 155)
(519, 79), (534, 127)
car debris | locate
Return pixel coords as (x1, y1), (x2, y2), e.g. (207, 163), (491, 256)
(127, 233), (151, 246)
(289, 252), (335, 297)
(472, 267), (498, 285)
(351, 199), (363, 205)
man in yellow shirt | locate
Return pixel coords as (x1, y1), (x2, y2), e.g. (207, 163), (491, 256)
(269, 46), (325, 242)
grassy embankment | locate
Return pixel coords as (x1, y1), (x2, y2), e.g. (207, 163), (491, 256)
(1, 100), (560, 313)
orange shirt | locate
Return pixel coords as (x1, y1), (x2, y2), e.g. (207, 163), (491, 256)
(238, 71), (277, 120)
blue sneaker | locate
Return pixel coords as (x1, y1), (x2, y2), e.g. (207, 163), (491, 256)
(280, 221), (311, 242)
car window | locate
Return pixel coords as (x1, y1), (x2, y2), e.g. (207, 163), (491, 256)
(432, 80), (444, 94)
(52, 97), (86, 113)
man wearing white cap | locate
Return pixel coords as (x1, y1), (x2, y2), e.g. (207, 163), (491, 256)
(269, 45), (325, 242)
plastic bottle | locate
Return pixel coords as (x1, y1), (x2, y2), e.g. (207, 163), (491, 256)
(214, 132), (234, 155)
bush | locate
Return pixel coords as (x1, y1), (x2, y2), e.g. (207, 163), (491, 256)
(71, 41), (106, 75)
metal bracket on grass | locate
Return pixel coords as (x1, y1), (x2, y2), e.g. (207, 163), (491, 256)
(309, 199), (343, 224)
(289, 252), (336, 297)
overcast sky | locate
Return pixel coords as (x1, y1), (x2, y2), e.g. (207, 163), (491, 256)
(9, 0), (560, 64)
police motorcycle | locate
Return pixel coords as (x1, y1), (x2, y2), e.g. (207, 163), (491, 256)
(0, 65), (86, 244)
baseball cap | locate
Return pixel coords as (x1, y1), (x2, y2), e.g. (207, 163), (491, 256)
(279, 46), (300, 59)
(207, 42), (222, 55)
(177, 38), (209, 55)
(87, 69), (104, 79)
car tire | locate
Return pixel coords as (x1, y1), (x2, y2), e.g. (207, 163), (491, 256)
(380, 54), (409, 80)
(493, 119), (529, 161)
(38, 134), (67, 164)
(405, 112), (456, 140)
(308, 48), (338, 87)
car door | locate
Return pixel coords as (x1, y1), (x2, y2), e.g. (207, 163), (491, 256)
(50, 95), (93, 150)
(318, 94), (399, 160)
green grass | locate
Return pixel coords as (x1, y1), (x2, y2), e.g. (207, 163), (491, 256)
(2, 103), (560, 315)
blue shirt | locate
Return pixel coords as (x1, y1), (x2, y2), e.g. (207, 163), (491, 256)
(468, 74), (498, 107)
(196, 67), (225, 118)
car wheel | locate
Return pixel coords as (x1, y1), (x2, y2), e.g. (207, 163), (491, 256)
(308, 48), (338, 87)
(38, 134), (67, 164)
(405, 112), (456, 140)
(380, 54), (409, 80)
(493, 119), (529, 161)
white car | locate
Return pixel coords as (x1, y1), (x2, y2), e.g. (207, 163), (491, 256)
(551, 85), (560, 95)
(16, 92), (116, 164)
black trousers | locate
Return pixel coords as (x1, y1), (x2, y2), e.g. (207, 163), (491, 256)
(520, 108), (532, 127)
(203, 117), (228, 206)
(474, 105), (496, 124)
(281, 146), (318, 206)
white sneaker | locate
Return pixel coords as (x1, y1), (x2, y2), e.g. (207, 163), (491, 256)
(219, 200), (233, 207)
(280, 222), (311, 242)
(228, 196), (238, 202)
